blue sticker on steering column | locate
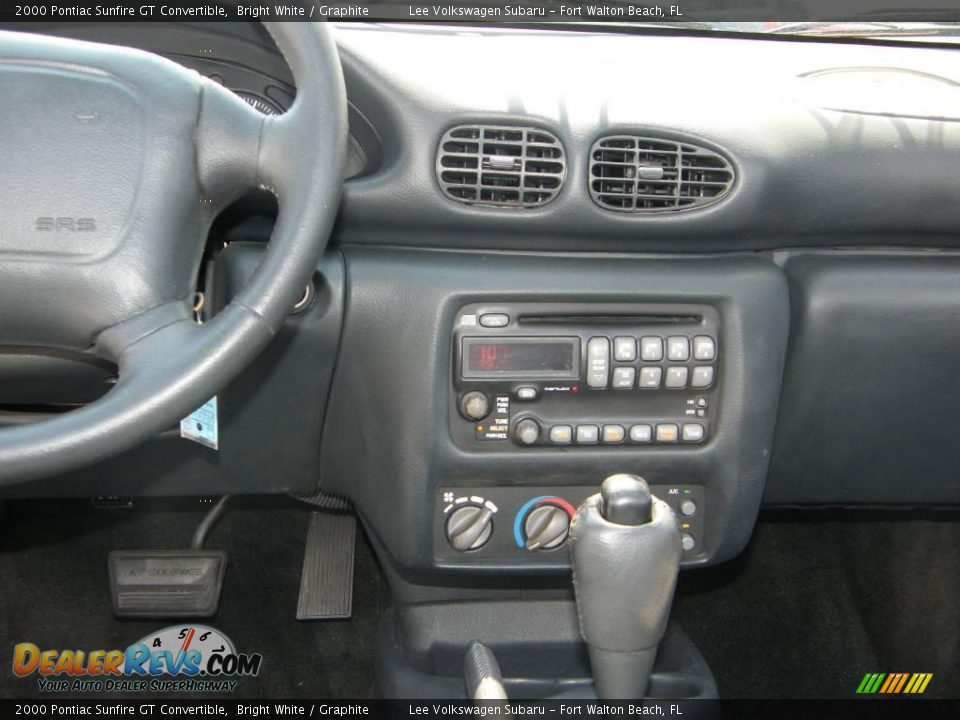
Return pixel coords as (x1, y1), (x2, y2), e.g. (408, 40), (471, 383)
(180, 396), (219, 450)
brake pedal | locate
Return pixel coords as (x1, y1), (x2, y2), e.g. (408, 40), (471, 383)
(108, 550), (226, 618)
(296, 511), (356, 620)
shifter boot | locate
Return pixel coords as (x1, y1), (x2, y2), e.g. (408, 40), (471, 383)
(569, 474), (681, 699)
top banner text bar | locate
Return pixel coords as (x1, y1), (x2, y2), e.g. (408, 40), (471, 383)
(2, 1), (960, 24)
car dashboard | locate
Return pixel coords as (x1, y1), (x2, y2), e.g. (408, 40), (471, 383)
(2, 17), (960, 704)
(3, 18), (960, 584)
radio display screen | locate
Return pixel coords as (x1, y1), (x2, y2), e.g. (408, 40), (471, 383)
(462, 337), (580, 379)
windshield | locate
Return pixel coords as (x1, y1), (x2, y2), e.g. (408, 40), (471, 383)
(627, 20), (960, 42)
(356, 1), (960, 43)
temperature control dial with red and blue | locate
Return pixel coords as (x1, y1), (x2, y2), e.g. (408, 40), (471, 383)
(514, 496), (576, 551)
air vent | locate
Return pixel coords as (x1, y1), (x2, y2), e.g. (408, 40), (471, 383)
(590, 136), (734, 213)
(437, 125), (565, 208)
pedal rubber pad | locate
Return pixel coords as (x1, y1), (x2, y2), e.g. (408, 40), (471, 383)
(296, 511), (356, 620)
(108, 550), (226, 618)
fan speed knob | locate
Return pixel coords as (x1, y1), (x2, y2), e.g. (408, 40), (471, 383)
(446, 505), (494, 552)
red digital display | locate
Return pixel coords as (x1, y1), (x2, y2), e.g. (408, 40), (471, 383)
(471, 343), (511, 371)
(466, 340), (575, 375)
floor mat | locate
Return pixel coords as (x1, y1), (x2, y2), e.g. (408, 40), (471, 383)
(0, 496), (382, 699)
(674, 509), (960, 698)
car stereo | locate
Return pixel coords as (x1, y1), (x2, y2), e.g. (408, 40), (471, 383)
(451, 302), (721, 450)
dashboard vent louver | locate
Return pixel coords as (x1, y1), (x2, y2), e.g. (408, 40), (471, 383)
(590, 135), (734, 213)
(437, 125), (565, 208)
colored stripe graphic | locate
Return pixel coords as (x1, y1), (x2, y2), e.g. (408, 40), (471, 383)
(879, 674), (895, 693)
(857, 672), (932, 694)
(892, 673), (909, 693)
(905, 673), (933, 694)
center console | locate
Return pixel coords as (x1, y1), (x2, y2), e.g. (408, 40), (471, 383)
(440, 302), (719, 566)
(324, 248), (789, 579)
(320, 247), (790, 697)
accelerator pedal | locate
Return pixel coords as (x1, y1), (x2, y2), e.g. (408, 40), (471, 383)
(296, 511), (356, 620)
(108, 550), (226, 618)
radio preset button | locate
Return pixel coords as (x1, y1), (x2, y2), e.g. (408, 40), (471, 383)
(693, 336), (716, 361)
(549, 425), (573, 445)
(639, 367), (663, 389)
(516, 386), (538, 401)
(629, 424), (653, 443)
(667, 336), (690, 362)
(613, 336), (637, 362)
(640, 336), (664, 362)
(612, 367), (636, 388)
(691, 366), (715, 389)
(656, 424), (679, 443)
(515, 418), (541, 446)
(576, 425), (599, 444)
(586, 337), (610, 389)
(479, 313), (510, 328)
(681, 423), (705, 443)
(602, 425), (625, 443)
(665, 366), (689, 389)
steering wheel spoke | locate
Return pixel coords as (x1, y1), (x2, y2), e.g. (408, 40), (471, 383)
(109, 302), (275, 422)
(95, 300), (196, 364)
(196, 79), (270, 206)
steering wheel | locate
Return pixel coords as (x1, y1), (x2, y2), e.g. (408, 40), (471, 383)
(0, 23), (347, 484)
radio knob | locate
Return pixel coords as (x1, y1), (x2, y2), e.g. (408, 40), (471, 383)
(459, 391), (490, 421)
(523, 504), (571, 551)
(446, 505), (494, 552)
(514, 418), (541, 446)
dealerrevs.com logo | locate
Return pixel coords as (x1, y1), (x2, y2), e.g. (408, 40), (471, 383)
(13, 625), (262, 693)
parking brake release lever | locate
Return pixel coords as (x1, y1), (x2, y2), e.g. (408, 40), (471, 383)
(569, 474), (681, 699)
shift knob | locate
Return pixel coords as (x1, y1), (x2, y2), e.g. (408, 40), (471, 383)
(569, 474), (681, 699)
(600, 473), (652, 525)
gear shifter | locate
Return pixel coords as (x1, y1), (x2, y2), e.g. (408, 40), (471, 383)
(569, 474), (681, 699)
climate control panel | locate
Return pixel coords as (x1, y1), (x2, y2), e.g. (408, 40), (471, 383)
(434, 484), (705, 566)
(451, 302), (721, 451)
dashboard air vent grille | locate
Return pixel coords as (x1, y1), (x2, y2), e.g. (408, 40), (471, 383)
(437, 125), (565, 208)
(590, 136), (734, 213)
